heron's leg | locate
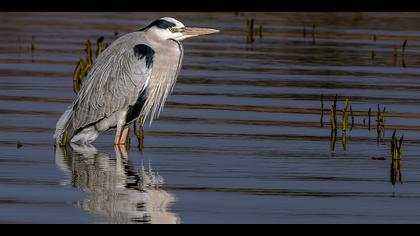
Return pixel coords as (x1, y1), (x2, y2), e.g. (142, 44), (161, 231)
(114, 126), (122, 145)
(114, 110), (128, 145)
(119, 143), (128, 157)
(119, 127), (130, 145)
(114, 143), (128, 158)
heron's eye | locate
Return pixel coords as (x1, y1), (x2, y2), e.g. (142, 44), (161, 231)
(169, 27), (185, 33)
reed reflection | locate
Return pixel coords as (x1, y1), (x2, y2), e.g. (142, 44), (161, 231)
(55, 144), (180, 224)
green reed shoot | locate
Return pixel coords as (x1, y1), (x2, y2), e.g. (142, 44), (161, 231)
(371, 35), (377, 60)
(73, 37), (109, 94)
(376, 105), (386, 142)
(393, 45), (398, 66)
(85, 40), (93, 66)
(390, 157), (402, 185)
(371, 50), (376, 60)
(330, 128), (337, 155)
(341, 99), (350, 151)
(342, 130), (347, 151)
(329, 95), (338, 155)
(16, 141), (23, 149)
(402, 40), (407, 68)
(350, 106), (355, 130)
(95, 36), (107, 58)
(342, 99), (350, 132)
(133, 116), (145, 151)
(31, 35), (35, 54)
(390, 130), (404, 185)
(330, 94), (338, 131)
(125, 127), (131, 151)
(391, 130), (404, 160)
(402, 40), (407, 56)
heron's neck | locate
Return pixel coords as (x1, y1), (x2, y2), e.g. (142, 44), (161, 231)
(145, 32), (180, 47)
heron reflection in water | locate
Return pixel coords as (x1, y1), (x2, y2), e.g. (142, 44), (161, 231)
(55, 144), (179, 224)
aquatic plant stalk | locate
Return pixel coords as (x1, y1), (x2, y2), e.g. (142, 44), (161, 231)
(350, 106), (355, 130)
(390, 130), (403, 184)
(246, 19), (255, 44)
(342, 99), (350, 132)
(330, 94), (338, 131)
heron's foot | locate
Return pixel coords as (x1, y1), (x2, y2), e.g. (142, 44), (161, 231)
(114, 144), (128, 158)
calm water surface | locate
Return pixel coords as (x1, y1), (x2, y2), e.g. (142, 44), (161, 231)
(2, 12), (420, 223)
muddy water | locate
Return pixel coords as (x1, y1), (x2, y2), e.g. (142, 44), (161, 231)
(2, 12), (420, 223)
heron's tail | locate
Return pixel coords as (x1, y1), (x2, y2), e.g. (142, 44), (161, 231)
(53, 105), (76, 146)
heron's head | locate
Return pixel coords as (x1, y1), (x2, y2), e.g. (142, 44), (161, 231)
(140, 17), (219, 41)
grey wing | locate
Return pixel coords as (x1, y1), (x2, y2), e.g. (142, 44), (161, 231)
(71, 39), (152, 133)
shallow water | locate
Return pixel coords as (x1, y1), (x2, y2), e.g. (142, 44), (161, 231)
(2, 12), (420, 223)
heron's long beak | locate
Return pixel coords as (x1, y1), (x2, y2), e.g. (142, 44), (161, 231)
(183, 27), (220, 37)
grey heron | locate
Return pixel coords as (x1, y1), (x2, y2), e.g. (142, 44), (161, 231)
(54, 17), (219, 146)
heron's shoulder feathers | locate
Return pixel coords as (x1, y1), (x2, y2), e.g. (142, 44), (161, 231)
(133, 44), (155, 69)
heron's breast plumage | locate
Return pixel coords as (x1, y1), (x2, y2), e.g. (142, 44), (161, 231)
(136, 38), (184, 125)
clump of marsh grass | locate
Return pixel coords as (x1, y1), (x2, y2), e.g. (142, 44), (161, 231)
(320, 95), (394, 156)
(73, 37), (111, 94)
(73, 39), (94, 94)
